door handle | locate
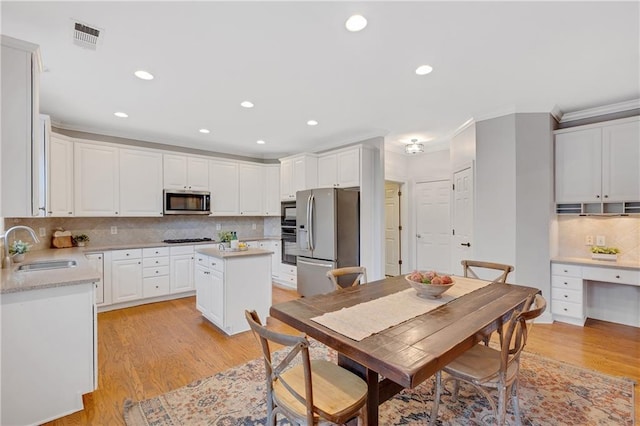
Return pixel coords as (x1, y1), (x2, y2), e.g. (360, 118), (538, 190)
(460, 242), (471, 247)
(297, 259), (334, 269)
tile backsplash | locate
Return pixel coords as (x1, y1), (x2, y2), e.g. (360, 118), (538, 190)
(556, 216), (640, 263)
(3, 216), (282, 251)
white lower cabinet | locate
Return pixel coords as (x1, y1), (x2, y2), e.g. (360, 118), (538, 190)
(111, 249), (143, 303)
(1, 283), (96, 426)
(551, 263), (585, 326)
(195, 250), (272, 335)
(85, 253), (105, 305)
(276, 262), (297, 288)
(142, 247), (170, 298)
(170, 245), (195, 293)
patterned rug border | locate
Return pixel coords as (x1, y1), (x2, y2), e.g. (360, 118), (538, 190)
(123, 345), (636, 425)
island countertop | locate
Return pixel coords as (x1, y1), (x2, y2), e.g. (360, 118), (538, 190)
(195, 247), (273, 259)
(0, 248), (100, 294)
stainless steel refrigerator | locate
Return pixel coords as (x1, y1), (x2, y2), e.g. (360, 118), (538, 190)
(296, 187), (360, 297)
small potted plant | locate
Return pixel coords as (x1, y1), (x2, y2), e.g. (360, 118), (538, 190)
(73, 234), (90, 247)
(591, 246), (619, 261)
(9, 240), (30, 263)
(218, 231), (233, 248)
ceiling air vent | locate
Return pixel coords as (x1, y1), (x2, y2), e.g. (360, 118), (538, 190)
(73, 21), (102, 50)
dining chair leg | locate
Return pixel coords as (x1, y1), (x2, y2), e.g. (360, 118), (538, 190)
(511, 380), (522, 426)
(497, 383), (508, 426)
(451, 378), (460, 402)
(429, 371), (443, 426)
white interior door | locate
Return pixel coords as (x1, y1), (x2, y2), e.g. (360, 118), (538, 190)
(451, 167), (474, 275)
(416, 180), (450, 273)
(384, 182), (401, 276)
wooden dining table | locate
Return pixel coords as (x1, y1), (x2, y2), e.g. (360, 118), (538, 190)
(269, 274), (540, 424)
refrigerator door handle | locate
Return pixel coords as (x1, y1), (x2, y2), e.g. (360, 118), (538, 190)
(306, 194), (312, 250)
(297, 258), (334, 269)
(309, 193), (315, 251)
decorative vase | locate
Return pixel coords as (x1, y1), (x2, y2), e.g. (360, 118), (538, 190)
(77, 242), (86, 247)
(12, 253), (25, 263)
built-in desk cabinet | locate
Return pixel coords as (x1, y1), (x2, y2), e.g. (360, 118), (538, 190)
(555, 117), (640, 214)
(551, 261), (640, 327)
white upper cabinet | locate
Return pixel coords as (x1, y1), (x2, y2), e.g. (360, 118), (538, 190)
(163, 154), (209, 191)
(238, 163), (264, 215)
(280, 154), (318, 200)
(209, 159), (239, 215)
(602, 120), (640, 202)
(555, 117), (640, 204)
(263, 164), (280, 215)
(119, 148), (163, 216)
(47, 133), (74, 216)
(74, 142), (119, 216)
(1, 36), (40, 217)
(317, 147), (361, 188)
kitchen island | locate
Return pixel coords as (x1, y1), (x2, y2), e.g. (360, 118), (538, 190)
(0, 249), (99, 426)
(194, 247), (273, 335)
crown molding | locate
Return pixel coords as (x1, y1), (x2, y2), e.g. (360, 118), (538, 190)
(450, 117), (475, 139)
(559, 99), (640, 123)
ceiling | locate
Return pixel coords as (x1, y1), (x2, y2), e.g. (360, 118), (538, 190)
(2, 2), (638, 159)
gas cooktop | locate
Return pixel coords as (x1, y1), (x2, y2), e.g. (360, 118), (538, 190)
(162, 238), (213, 244)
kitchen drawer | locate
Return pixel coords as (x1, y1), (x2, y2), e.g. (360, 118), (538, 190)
(170, 245), (194, 256)
(246, 241), (259, 248)
(279, 272), (297, 285)
(111, 249), (142, 261)
(551, 299), (583, 319)
(551, 275), (583, 291)
(143, 265), (169, 278)
(143, 247), (170, 257)
(551, 263), (582, 278)
(280, 264), (297, 276)
(552, 287), (582, 304)
(195, 254), (209, 267)
(208, 257), (224, 273)
(143, 276), (170, 297)
(582, 266), (640, 286)
(143, 256), (170, 268)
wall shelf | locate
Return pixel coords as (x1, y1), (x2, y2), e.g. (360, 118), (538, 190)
(556, 202), (638, 215)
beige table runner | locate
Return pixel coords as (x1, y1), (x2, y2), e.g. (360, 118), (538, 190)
(311, 277), (491, 341)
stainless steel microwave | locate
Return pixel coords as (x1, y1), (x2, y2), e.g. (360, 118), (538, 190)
(163, 190), (211, 215)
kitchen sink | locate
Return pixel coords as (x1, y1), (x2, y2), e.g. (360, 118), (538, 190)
(17, 260), (78, 271)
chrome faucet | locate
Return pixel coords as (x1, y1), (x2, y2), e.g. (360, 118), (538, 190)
(1, 226), (40, 268)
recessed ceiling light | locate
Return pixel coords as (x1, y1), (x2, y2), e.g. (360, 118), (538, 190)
(114, 112), (128, 118)
(415, 65), (434, 75)
(134, 70), (154, 80)
(345, 15), (367, 32)
(199, 128), (210, 134)
(307, 120), (318, 126)
(256, 140), (266, 145)
(241, 101), (254, 108)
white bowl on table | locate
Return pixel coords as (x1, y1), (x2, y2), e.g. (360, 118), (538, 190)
(405, 275), (455, 299)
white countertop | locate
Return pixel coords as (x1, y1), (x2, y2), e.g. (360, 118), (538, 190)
(196, 247), (273, 258)
(0, 248), (100, 294)
(551, 256), (640, 270)
(84, 237), (280, 253)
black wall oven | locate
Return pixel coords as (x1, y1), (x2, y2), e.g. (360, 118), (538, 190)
(281, 201), (297, 265)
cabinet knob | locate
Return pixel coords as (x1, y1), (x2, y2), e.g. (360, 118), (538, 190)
(604, 195), (609, 199)
(596, 195), (600, 199)
(564, 308), (568, 312)
(564, 282), (568, 285)
(68, 212), (72, 215)
(126, 253), (130, 256)
(138, 261), (141, 264)
(155, 285), (159, 288)
(563, 270), (568, 273)
(156, 270), (159, 274)
(564, 294), (568, 298)
(616, 275), (620, 279)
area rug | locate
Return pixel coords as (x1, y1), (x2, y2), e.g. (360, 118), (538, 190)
(123, 342), (635, 426)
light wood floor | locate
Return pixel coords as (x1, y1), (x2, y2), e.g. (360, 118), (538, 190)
(45, 286), (639, 425)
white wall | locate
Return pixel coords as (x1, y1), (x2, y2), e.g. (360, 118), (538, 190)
(450, 122), (476, 172)
(360, 137), (385, 281)
(474, 115), (517, 272)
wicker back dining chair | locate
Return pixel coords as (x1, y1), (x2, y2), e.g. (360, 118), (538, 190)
(429, 294), (547, 426)
(244, 310), (368, 425)
(326, 266), (367, 290)
(461, 260), (514, 283)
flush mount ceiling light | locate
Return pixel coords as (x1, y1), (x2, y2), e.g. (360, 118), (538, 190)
(415, 65), (434, 75)
(114, 111), (128, 118)
(256, 140), (266, 145)
(405, 139), (424, 154)
(199, 128), (210, 134)
(134, 70), (154, 80)
(240, 101), (254, 108)
(307, 120), (318, 126)
(345, 15), (367, 32)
